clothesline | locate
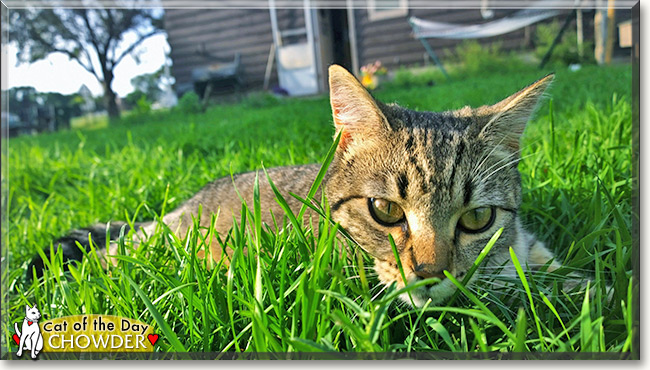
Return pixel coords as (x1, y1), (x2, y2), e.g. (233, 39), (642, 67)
(409, 8), (563, 40)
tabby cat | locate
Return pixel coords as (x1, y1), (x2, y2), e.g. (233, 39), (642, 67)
(30, 65), (559, 307)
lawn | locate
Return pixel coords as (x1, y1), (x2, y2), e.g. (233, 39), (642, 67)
(1, 63), (636, 357)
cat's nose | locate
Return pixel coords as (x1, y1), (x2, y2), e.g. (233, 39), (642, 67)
(413, 269), (446, 281)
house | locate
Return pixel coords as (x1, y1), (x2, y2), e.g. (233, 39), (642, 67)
(78, 84), (96, 114)
(163, 1), (626, 97)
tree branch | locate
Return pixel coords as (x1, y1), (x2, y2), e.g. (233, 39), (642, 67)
(78, 9), (107, 68)
(104, 10), (117, 58)
(80, 48), (101, 80)
(21, 18), (99, 81)
(111, 28), (164, 67)
(49, 47), (100, 80)
(77, 10), (99, 51)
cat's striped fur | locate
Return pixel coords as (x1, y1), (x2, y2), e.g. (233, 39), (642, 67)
(30, 65), (560, 307)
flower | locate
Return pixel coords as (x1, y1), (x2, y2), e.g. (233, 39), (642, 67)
(359, 61), (387, 89)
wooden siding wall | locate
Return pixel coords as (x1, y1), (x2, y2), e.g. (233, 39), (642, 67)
(354, 8), (630, 72)
(354, 8), (569, 71)
(165, 7), (630, 95)
(165, 8), (306, 93)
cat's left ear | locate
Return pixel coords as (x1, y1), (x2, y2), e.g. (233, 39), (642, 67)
(480, 74), (554, 151)
(328, 64), (391, 152)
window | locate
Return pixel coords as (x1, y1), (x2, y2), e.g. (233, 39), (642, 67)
(367, 0), (408, 21)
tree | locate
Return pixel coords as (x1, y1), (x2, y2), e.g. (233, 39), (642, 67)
(131, 66), (165, 103)
(9, 5), (164, 120)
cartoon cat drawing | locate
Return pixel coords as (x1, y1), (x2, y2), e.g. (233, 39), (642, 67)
(15, 304), (44, 359)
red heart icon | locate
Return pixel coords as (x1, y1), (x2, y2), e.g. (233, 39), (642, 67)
(147, 334), (159, 346)
(27, 321), (33, 326)
(12, 334), (20, 345)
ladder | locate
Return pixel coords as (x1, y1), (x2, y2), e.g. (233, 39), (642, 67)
(269, 0), (320, 96)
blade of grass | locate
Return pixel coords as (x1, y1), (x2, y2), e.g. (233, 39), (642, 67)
(508, 247), (546, 350)
(121, 272), (187, 351)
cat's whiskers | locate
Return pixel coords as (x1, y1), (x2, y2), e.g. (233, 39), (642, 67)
(473, 273), (523, 291)
(342, 265), (375, 270)
(471, 135), (535, 175)
(371, 283), (390, 301)
(471, 133), (511, 178)
(346, 272), (378, 281)
(475, 149), (536, 184)
(471, 137), (542, 184)
(466, 286), (517, 316)
(476, 153), (538, 187)
(473, 150), (521, 182)
(394, 297), (411, 310)
(479, 264), (596, 280)
(475, 270), (597, 300)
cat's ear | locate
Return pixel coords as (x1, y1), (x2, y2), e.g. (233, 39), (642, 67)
(25, 304), (30, 312)
(480, 74), (554, 151)
(328, 64), (390, 151)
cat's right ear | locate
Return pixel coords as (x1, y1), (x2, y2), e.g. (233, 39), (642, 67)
(328, 65), (390, 152)
(479, 74), (554, 151)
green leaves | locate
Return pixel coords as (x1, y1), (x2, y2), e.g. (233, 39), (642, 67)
(4, 64), (634, 354)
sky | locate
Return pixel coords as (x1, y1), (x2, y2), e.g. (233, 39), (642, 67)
(6, 32), (169, 98)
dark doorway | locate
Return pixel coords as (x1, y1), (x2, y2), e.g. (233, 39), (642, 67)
(327, 9), (352, 70)
(318, 9), (353, 85)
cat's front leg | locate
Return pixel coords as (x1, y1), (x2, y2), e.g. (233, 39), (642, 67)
(16, 333), (26, 357)
(25, 333), (37, 359)
(35, 333), (44, 353)
(526, 234), (612, 300)
(527, 238), (561, 271)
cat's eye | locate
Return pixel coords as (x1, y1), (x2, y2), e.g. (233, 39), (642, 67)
(368, 198), (405, 226)
(458, 207), (495, 233)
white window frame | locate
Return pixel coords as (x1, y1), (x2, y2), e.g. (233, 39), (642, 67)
(367, 0), (408, 22)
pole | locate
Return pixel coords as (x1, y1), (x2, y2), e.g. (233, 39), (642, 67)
(539, 9), (577, 69)
(605, 0), (616, 64)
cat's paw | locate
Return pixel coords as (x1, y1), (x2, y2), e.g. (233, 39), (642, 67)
(31, 352), (37, 359)
(16, 350), (22, 357)
(562, 276), (614, 303)
(527, 239), (562, 271)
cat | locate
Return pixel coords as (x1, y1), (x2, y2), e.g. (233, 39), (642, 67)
(28, 65), (560, 307)
(15, 304), (44, 359)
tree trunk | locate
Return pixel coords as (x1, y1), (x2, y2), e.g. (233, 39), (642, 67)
(102, 70), (120, 120)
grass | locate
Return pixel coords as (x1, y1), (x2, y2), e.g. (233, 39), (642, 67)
(69, 113), (109, 130)
(1, 63), (636, 357)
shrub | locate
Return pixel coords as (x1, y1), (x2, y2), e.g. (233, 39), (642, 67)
(535, 20), (595, 65)
(389, 66), (444, 88)
(391, 67), (419, 88)
(243, 91), (280, 108)
(135, 95), (152, 115)
(454, 40), (527, 76)
(123, 90), (147, 111)
(176, 91), (202, 114)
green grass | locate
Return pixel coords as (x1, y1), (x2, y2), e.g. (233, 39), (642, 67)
(1, 64), (636, 357)
(69, 113), (109, 130)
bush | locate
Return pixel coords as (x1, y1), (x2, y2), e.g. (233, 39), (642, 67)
(454, 40), (527, 76)
(123, 90), (147, 111)
(176, 91), (202, 114)
(388, 67), (445, 89)
(135, 95), (152, 115)
(243, 91), (280, 108)
(535, 20), (595, 65)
